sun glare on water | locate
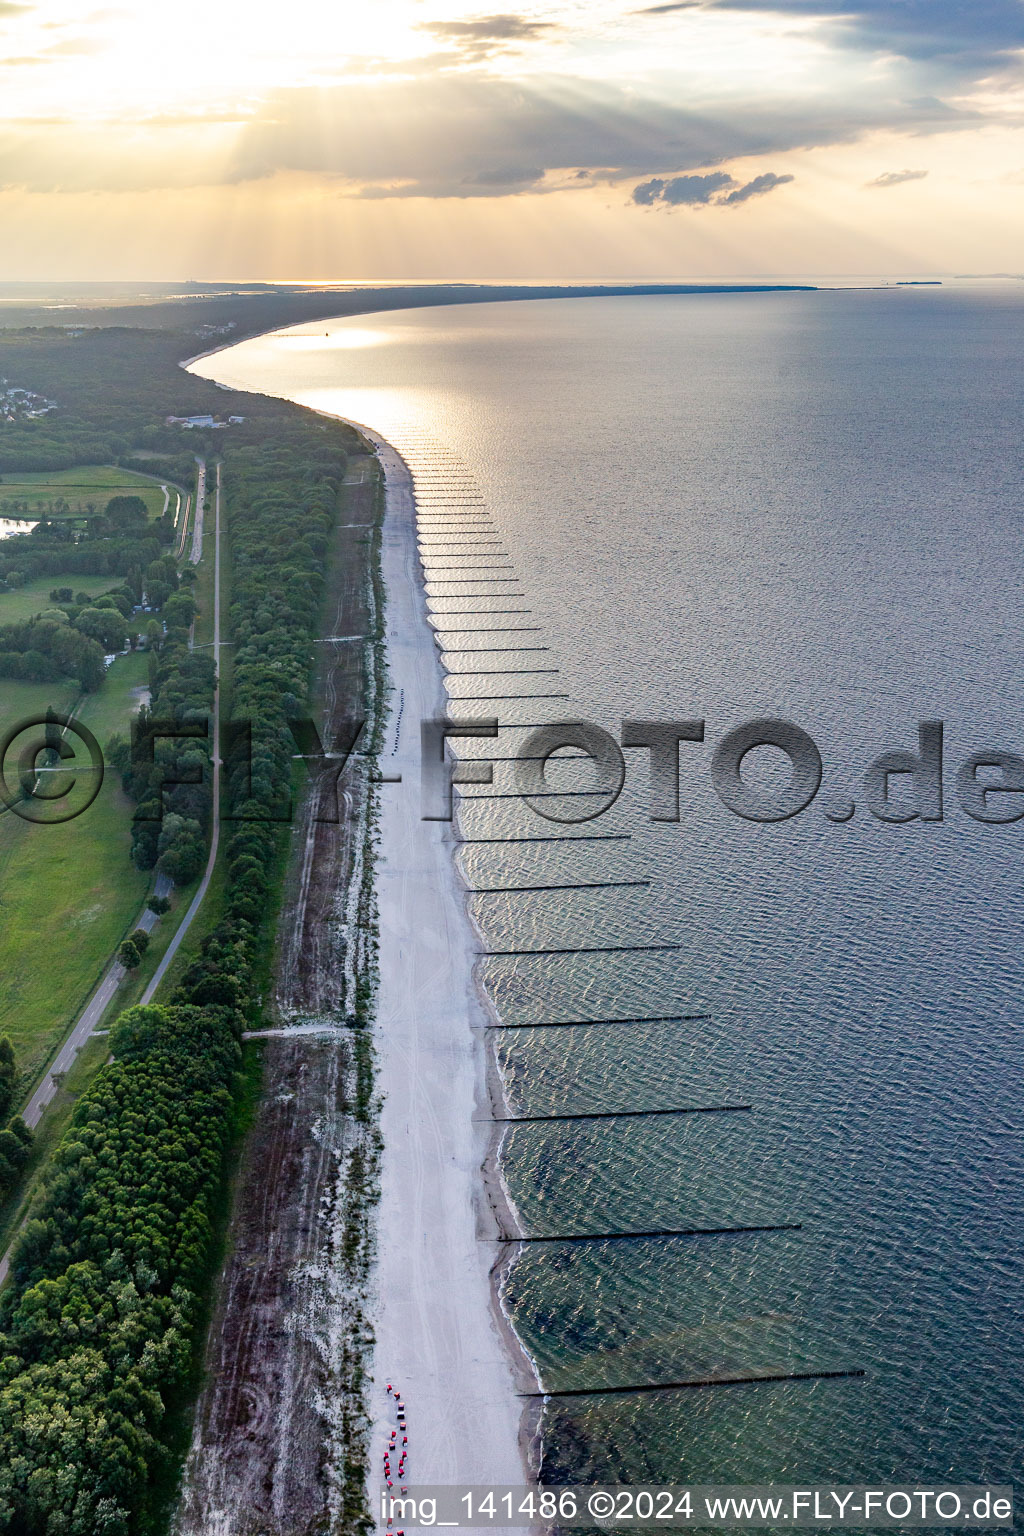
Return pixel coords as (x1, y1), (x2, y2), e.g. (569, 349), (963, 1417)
(280, 328), (394, 351)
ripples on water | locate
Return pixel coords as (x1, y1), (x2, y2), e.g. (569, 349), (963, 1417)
(196, 288), (1024, 1498)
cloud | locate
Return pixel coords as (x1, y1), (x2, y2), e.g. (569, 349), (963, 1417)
(40, 35), (102, 56)
(0, 2), (31, 12)
(632, 177), (665, 205)
(633, 171), (734, 204)
(721, 170), (794, 203)
(461, 164), (545, 186)
(651, 0), (1024, 70)
(217, 74), (971, 200)
(867, 167), (929, 187)
(633, 168), (793, 207)
(0, 69), (973, 198)
(420, 12), (557, 58)
(1, 31), (102, 65)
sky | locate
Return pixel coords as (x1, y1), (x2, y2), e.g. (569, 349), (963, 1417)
(0, 0), (1023, 279)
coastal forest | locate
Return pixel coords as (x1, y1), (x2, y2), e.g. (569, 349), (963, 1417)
(0, 316), (365, 1534)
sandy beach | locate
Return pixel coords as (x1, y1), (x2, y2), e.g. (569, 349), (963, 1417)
(366, 427), (535, 1514)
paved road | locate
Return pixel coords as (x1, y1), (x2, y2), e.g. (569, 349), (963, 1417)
(176, 489), (193, 559)
(0, 873), (173, 1287)
(143, 460), (222, 1003)
(189, 457), (207, 565)
(21, 459), (222, 1110)
(20, 871), (174, 1133)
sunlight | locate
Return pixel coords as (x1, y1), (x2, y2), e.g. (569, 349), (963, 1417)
(0, 0), (838, 124)
(279, 327), (395, 350)
(1, 0), (454, 119)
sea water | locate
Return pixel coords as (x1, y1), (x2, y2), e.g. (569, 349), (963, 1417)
(197, 286), (1024, 1493)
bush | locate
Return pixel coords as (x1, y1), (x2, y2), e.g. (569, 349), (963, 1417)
(0, 1117), (32, 1199)
(0, 1037), (15, 1124)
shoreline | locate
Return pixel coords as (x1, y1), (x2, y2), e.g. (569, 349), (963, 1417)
(184, 320), (546, 1502)
(177, 281), (821, 373)
(355, 419), (540, 1506)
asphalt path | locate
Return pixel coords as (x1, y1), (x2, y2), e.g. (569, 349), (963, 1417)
(19, 871), (173, 1133)
(189, 457), (207, 564)
(142, 459), (222, 1003)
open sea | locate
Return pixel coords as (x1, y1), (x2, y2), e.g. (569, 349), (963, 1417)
(196, 285), (1024, 1498)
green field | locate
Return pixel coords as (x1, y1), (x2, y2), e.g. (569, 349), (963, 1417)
(0, 655), (150, 1096)
(0, 571), (120, 626)
(0, 462), (177, 522)
(78, 647), (150, 744)
(0, 676), (77, 738)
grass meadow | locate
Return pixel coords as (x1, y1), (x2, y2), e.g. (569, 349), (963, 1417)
(0, 654), (151, 1095)
(0, 571), (118, 626)
(0, 462), (175, 520)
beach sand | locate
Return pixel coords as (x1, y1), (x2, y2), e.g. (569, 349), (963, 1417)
(366, 428), (536, 1518)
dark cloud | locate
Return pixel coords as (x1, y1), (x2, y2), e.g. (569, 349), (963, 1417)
(867, 167), (929, 187)
(0, 69), (972, 197)
(420, 13), (557, 58)
(644, 0), (1024, 69)
(633, 169), (793, 207)
(721, 170), (794, 203)
(461, 164), (545, 186)
(634, 170), (734, 204)
(632, 176), (665, 204)
(220, 75), (969, 200)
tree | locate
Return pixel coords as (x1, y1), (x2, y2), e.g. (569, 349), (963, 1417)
(157, 813), (206, 884)
(0, 1035), (16, 1123)
(73, 605), (128, 653)
(162, 591), (196, 630)
(147, 895), (170, 917)
(0, 1122), (31, 1192)
(157, 832), (206, 884)
(129, 929), (150, 956)
(145, 579), (171, 610)
(105, 733), (130, 776)
(117, 937), (142, 970)
(104, 494), (149, 531)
